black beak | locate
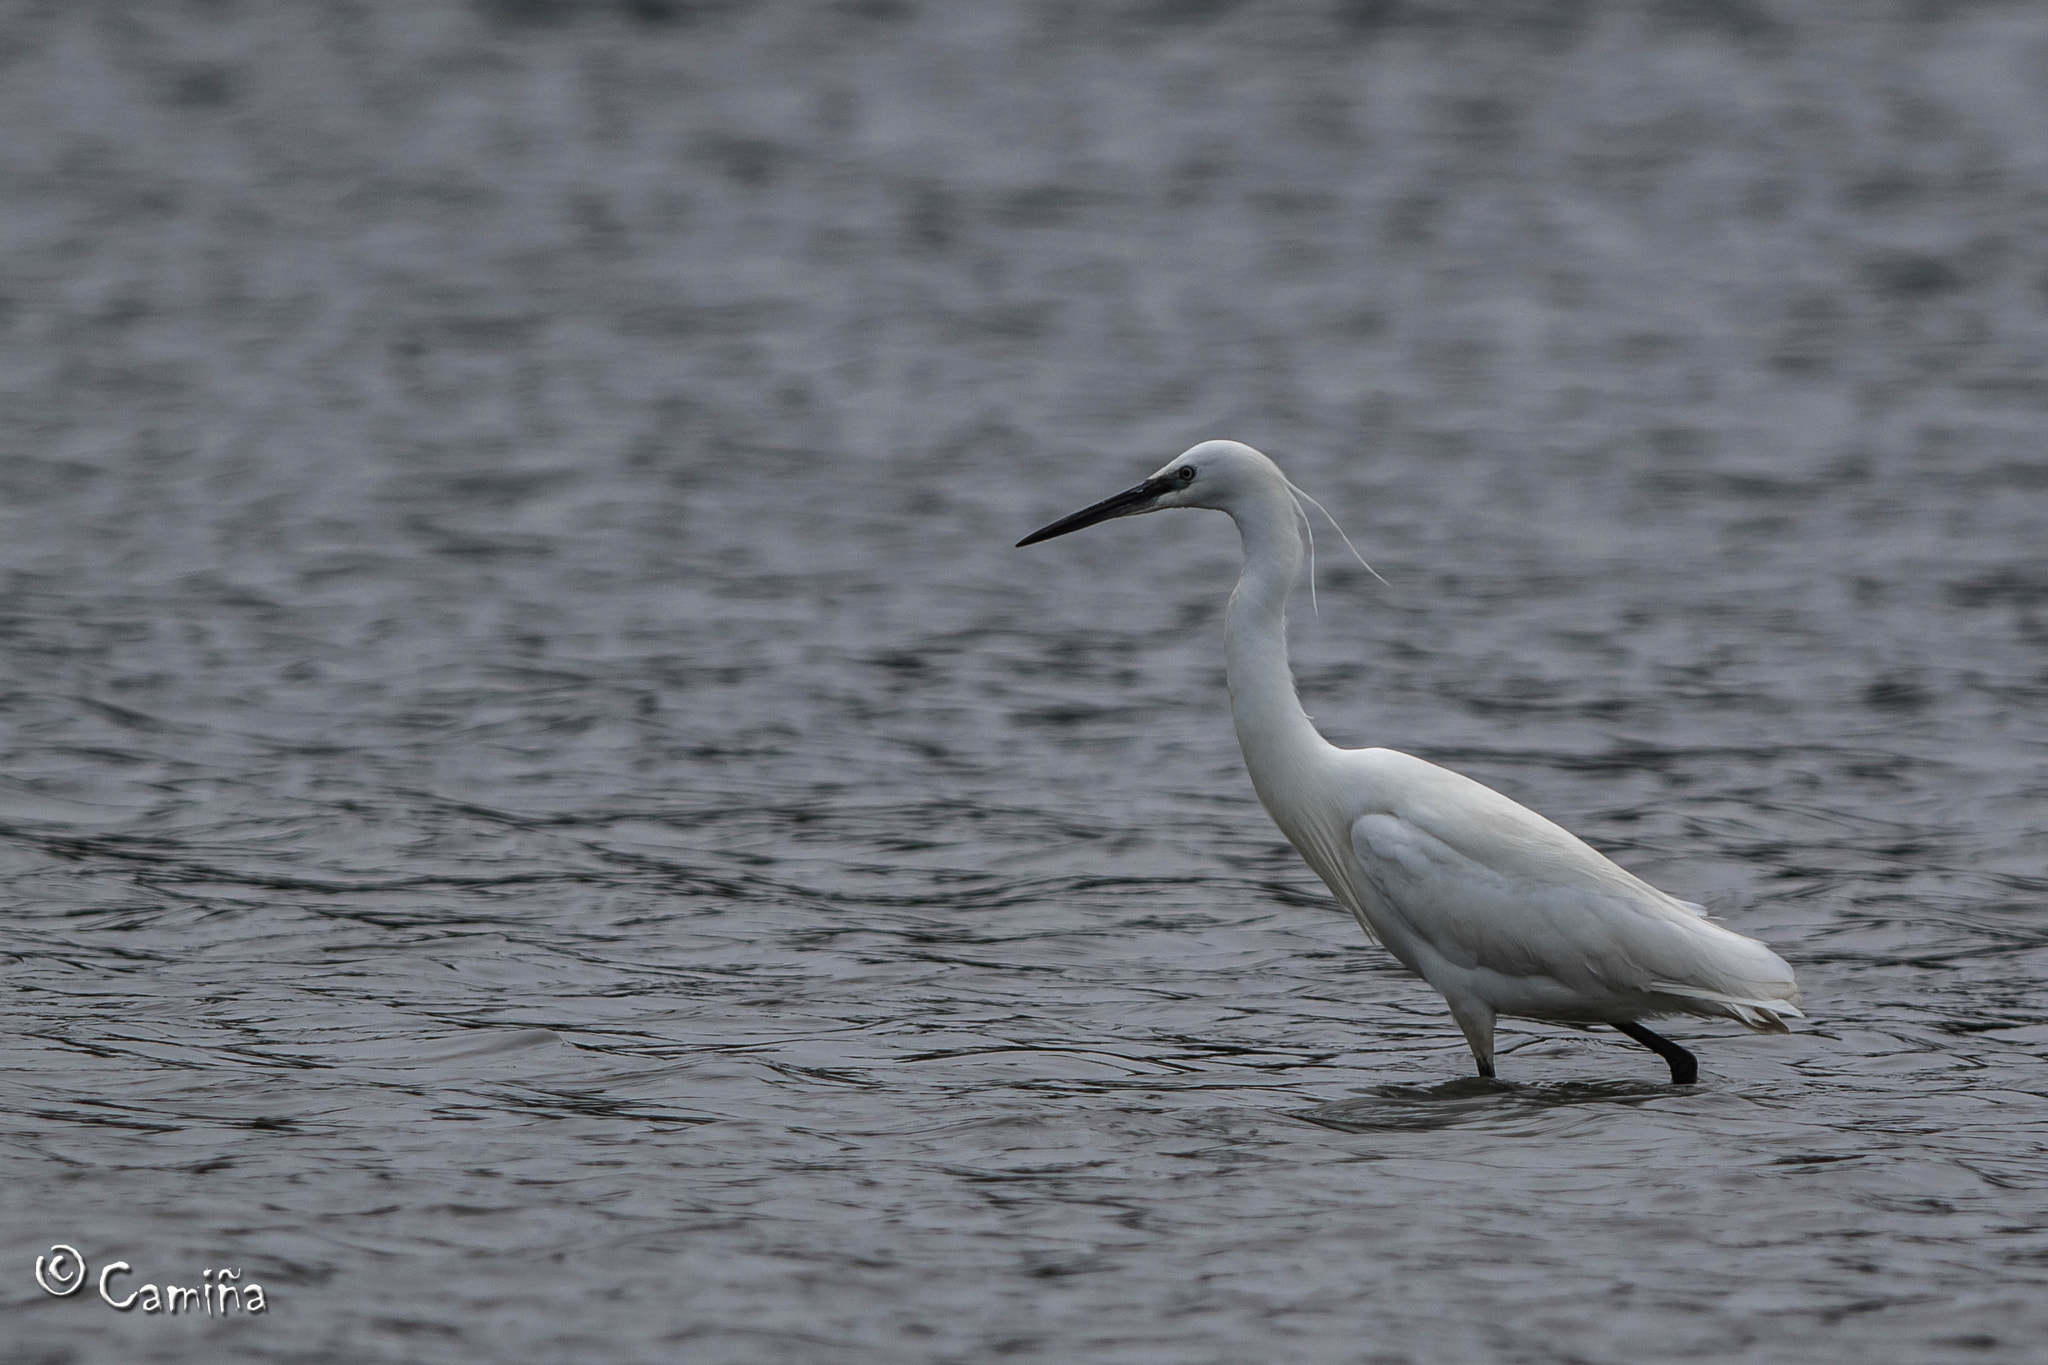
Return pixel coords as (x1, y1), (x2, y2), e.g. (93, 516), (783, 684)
(1016, 475), (1173, 547)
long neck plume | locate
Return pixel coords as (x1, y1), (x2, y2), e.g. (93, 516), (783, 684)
(1223, 478), (1329, 771)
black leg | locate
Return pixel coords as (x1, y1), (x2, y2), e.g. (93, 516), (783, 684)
(1613, 1022), (1698, 1085)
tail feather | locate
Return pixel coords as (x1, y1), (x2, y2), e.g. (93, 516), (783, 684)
(1651, 980), (1804, 1033)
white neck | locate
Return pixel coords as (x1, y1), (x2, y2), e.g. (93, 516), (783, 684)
(1222, 478), (1333, 788)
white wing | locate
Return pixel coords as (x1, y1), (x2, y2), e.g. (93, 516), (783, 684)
(1341, 749), (1802, 1029)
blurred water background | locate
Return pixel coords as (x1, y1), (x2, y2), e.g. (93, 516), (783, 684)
(3, 1), (2048, 1360)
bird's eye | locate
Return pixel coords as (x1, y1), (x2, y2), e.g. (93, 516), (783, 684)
(1177, 467), (1196, 482)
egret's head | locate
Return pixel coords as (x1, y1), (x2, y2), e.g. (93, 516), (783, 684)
(1015, 440), (1279, 546)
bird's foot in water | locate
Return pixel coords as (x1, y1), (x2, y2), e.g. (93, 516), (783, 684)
(1613, 1022), (1698, 1084)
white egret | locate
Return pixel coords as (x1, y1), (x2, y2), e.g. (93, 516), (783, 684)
(1018, 441), (1802, 1084)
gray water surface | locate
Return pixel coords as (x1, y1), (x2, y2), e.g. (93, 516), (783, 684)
(4, 3), (2048, 1361)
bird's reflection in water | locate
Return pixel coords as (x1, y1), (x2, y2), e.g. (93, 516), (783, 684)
(1296, 1077), (1676, 1134)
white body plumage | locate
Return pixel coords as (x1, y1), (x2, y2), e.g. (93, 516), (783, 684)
(1019, 440), (1802, 1082)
